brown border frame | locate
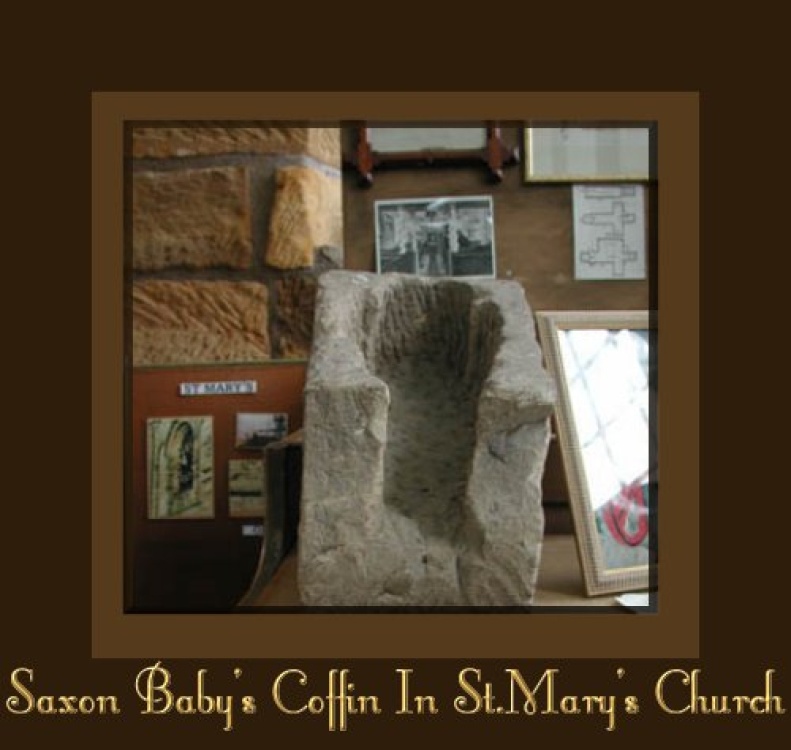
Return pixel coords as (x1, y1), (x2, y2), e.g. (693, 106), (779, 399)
(93, 92), (698, 658)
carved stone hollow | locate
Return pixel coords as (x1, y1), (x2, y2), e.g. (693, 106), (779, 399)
(298, 271), (556, 606)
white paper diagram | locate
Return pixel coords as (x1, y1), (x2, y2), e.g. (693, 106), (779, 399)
(572, 185), (646, 280)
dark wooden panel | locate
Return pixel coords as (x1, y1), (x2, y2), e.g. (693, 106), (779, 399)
(128, 362), (306, 611)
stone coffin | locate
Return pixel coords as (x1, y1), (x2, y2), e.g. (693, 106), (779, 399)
(298, 271), (556, 606)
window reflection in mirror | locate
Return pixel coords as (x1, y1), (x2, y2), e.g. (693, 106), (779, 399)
(558, 328), (653, 571)
(536, 310), (656, 596)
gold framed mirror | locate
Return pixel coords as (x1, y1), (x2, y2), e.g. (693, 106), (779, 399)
(537, 310), (657, 597)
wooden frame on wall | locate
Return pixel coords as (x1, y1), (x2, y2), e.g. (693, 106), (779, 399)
(536, 310), (657, 598)
(354, 123), (516, 185)
(524, 125), (652, 183)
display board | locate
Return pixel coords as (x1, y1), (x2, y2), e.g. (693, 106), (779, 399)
(128, 362), (306, 611)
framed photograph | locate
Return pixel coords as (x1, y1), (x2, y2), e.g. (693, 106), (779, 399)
(147, 416), (214, 519)
(228, 458), (266, 518)
(536, 311), (656, 597)
(235, 412), (289, 450)
(375, 196), (496, 279)
(573, 184), (647, 280)
(524, 126), (651, 182)
(354, 124), (516, 185)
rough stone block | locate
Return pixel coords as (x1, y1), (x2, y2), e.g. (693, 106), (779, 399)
(132, 126), (341, 168)
(272, 275), (318, 359)
(298, 271), (556, 606)
(133, 167), (252, 270)
(265, 167), (342, 269)
(133, 281), (269, 366)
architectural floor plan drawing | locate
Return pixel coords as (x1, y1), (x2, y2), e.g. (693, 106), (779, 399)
(572, 185), (646, 280)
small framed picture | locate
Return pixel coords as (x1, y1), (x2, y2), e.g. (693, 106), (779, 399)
(147, 416), (214, 519)
(375, 195), (496, 279)
(228, 458), (266, 518)
(353, 124), (515, 185)
(524, 126), (651, 183)
(367, 126), (487, 154)
(572, 184), (647, 280)
(235, 412), (289, 450)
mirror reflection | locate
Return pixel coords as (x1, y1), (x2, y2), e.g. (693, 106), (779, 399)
(536, 310), (656, 596)
(558, 328), (653, 571)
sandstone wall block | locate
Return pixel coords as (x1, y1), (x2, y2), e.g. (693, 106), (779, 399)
(133, 166), (252, 270)
(265, 166), (342, 269)
(133, 280), (269, 366)
(272, 276), (318, 359)
(132, 126), (341, 168)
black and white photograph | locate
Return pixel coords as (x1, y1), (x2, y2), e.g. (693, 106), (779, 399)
(375, 196), (496, 279)
(235, 412), (289, 450)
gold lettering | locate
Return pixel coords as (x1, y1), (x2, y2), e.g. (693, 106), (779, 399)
(6, 668), (120, 716)
(559, 695), (580, 714)
(764, 669), (786, 714)
(6, 668), (35, 715)
(135, 662), (174, 715)
(272, 670), (309, 715)
(396, 669), (413, 714)
(454, 668), (483, 714)
(655, 669), (693, 714)
(507, 668), (558, 715)
(731, 695), (750, 713)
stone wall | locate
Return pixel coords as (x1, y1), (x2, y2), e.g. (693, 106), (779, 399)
(131, 125), (343, 366)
